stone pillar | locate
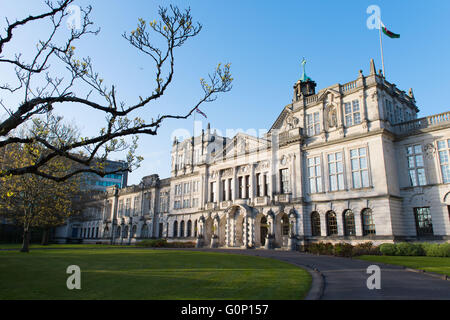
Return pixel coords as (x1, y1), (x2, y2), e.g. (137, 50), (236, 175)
(250, 164), (256, 202)
(320, 213), (327, 237)
(225, 179), (229, 203)
(226, 213), (230, 247)
(233, 168), (238, 200)
(355, 211), (363, 236)
(243, 215), (248, 247)
(337, 212), (344, 236)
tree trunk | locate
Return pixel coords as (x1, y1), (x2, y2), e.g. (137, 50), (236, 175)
(20, 228), (30, 253)
(41, 228), (49, 246)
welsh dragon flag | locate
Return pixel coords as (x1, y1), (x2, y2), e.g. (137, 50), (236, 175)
(380, 21), (400, 38)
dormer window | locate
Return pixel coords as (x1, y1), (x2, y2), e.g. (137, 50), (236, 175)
(344, 100), (361, 127)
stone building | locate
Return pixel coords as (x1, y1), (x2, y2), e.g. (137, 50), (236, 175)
(59, 59), (450, 248)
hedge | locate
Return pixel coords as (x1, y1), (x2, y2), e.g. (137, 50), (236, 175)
(379, 242), (450, 257)
(305, 242), (380, 257)
(136, 239), (196, 248)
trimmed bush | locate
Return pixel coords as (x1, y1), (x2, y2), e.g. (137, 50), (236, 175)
(333, 243), (354, 257)
(422, 243), (450, 257)
(379, 243), (396, 256)
(136, 239), (168, 248)
(136, 239), (195, 248)
(395, 242), (425, 256)
(352, 242), (373, 256)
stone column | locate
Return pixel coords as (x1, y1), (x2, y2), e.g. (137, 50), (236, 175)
(355, 211), (363, 236)
(226, 213), (230, 247)
(337, 212), (344, 236)
(243, 215), (248, 247)
(320, 213), (327, 237)
(250, 164), (256, 202)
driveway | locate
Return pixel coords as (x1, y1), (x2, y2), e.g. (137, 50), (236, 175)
(200, 249), (450, 300)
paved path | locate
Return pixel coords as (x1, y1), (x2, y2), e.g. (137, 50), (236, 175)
(199, 249), (450, 300)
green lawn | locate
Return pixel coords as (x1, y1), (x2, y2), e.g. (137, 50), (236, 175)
(0, 243), (128, 250)
(0, 249), (311, 300)
(357, 255), (450, 276)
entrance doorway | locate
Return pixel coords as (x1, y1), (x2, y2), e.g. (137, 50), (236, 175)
(260, 217), (268, 246)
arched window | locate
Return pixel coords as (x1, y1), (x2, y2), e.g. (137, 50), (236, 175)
(187, 220), (192, 237)
(123, 226), (129, 238)
(180, 220), (185, 237)
(173, 221), (178, 238)
(362, 208), (376, 236)
(311, 212), (321, 236)
(141, 224), (148, 238)
(95, 227), (99, 238)
(116, 226), (121, 238)
(131, 225), (137, 238)
(343, 210), (356, 236)
(281, 214), (290, 236)
(326, 211), (338, 236)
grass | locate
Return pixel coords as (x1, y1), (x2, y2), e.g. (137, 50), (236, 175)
(0, 243), (128, 250)
(0, 249), (311, 300)
(357, 255), (450, 276)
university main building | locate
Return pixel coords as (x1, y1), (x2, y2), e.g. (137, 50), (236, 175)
(56, 59), (450, 249)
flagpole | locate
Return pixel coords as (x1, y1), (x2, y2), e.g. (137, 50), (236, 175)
(379, 19), (386, 78)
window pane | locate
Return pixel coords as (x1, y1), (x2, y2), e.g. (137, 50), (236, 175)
(437, 141), (446, 150)
(351, 159), (359, 170)
(353, 172), (361, 189)
(362, 170), (370, 188)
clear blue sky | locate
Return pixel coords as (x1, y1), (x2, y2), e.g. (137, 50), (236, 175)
(2, 1), (450, 185)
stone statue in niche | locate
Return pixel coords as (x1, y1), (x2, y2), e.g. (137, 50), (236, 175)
(327, 105), (337, 128)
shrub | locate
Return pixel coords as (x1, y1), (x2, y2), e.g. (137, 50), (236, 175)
(422, 243), (450, 257)
(333, 243), (354, 257)
(136, 239), (168, 247)
(395, 242), (425, 256)
(379, 243), (396, 256)
(352, 242), (373, 256)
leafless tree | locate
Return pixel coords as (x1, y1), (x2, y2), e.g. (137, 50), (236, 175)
(0, 0), (233, 181)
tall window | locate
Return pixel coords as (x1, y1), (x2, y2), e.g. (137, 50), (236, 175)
(173, 221), (178, 238)
(407, 145), (426, 186)
(245, 175), (250, 198)
(311, 212), (321, 236)
(344, 100), (361, 127)
(210, 182), (216, 202)
(343, 210), (356, 236)
(437, 140), (450, 183)
(222, 180), (226, 201)
(414, 207), (433, 236)
(238, 177), (243, 199)
(133, 196), (139, 216)
(187, 220), (192, 237)
(395, 105), (404, 123)
(256, 173), (262, 196)
(228, 178), (233, 200)
(118, 200), (123, 217)
(308, 156), (322, 193)
(350, 147), (370, 189)
(361, 208), (376, 236)
(326, 211), (338, 236)
(280, 169), (290, 194)
(385, 99), (394, 123)
(307, 112), (320, 136)
(125, 198), (131, 216)
(328, 152), (344, 191)
(264, 175), (268, 196)
(180, 221), (185, 238)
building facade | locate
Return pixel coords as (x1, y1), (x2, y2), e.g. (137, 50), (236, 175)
(60, 59), (450, 249)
